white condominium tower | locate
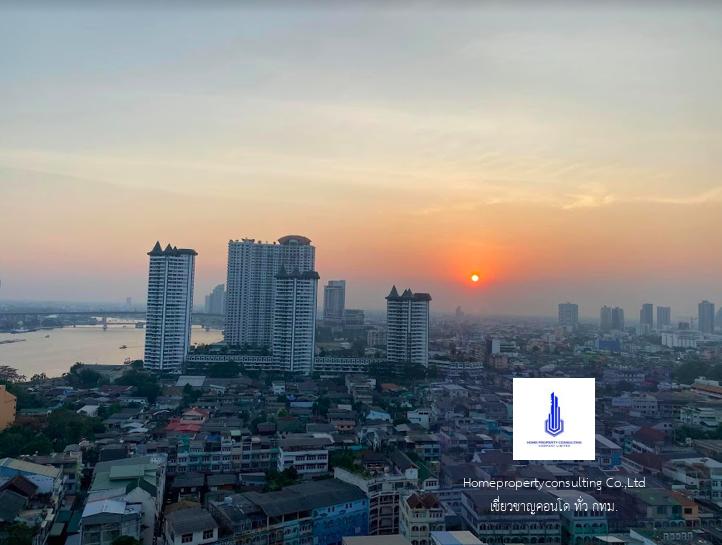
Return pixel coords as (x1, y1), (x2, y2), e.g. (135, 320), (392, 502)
(224, 235), (315, 347)
(144, 242), (196, 373)
(386, 286), (431, 367)
(273, 268), (320, 374)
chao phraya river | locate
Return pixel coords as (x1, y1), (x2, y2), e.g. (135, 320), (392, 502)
(0, 325), (222, 377)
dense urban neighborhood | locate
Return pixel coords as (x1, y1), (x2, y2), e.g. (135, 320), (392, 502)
(3, 293), (722, 545)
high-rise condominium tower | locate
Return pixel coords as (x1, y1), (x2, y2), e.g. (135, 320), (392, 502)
(386, 286), (431, 366)
(657, 306), (671, 330)
(639, 303), (654, 330)
(611, 307), (625, 331)
(699, 300), (715, 334)
(323, 280), (346, 323)
(144, 242), (196, 373)
(558, 302), (579, 328)
(272, 268), (319, 374)
(204, 283), (225, 315)
(224, 235), (315, 347)
(600, 306), (613, 331)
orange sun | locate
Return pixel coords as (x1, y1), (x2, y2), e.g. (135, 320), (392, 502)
(470, 273), (480, 283)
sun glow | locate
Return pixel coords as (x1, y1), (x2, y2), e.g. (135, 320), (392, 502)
(470, 273), (480, 283)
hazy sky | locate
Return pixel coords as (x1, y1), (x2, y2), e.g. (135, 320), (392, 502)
(2, 3), (722, 317)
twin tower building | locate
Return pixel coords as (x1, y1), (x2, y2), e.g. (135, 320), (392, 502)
(144, 235), (430, 374)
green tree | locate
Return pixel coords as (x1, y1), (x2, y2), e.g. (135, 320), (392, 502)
(313, 396), (331, 417)
(45, 409), (105, 450)
(0, 522), (35, 545)
(0, 426), (53, 458)
(673, 359), (712, 384)
(0, 365), (25, 383)
(115, 370), (161, 402)
(182, 384), (201, 406)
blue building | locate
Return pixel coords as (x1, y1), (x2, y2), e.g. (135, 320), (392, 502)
(595, 435), (622, 470)
(209, 478), (368, 545)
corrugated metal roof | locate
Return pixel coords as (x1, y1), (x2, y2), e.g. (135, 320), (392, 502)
(244, 479), (365, 517)
(0, 457), (61, 479)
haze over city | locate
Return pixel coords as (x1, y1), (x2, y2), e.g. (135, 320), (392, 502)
(3, 3), (722, 315)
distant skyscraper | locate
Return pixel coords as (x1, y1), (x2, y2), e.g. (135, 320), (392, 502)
(600, 306), (612, 331)
(144, 242), (196, 373)
(558, 303), (579, 328)
(639, 303), (653, 330)
(204, 283), (225, 315)
(386, 286), (431, 366)
(657, 306), (671, 330)
(224, 235), (315, 347)
(323, 280), (346, 323)
(272, 268), (319, 374)
(699, 300), (715, 334)
(611, 307), (625, 331)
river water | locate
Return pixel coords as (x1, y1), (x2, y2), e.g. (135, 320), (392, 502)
(0, 325), (223, 378)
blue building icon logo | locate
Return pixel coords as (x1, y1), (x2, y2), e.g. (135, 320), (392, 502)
(544, 392), (564, 437)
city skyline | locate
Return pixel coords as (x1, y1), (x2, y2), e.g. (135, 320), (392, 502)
(3, 4), (722, 315)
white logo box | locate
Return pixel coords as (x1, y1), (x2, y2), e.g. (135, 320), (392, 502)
(513, 377), (596, 461)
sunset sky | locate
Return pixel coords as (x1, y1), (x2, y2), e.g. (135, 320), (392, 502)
(2, 3), (722, 317)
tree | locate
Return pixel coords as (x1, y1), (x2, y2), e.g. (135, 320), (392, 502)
(265, 467), (299, 491)
(45, 409), (105, 450)
(65, 363), (107, 389)
(115, 370), (161, 402)
(0, 365), (25, 383)
(0, 426), (53, 458)
(0, 522), (35, 545)
(673, 359), (713, 385)
(182, 384), (201, 406)
(313, 396), (331, 417)
(329, 449), (359, 472)
(0, 381), (45, 410)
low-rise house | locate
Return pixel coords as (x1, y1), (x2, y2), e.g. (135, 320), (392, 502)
(27, 448), (83, 494)
(680, 406), (722, 429)
(662, 457), (722, 506)
(595, 435), (622, 470)
(0, 457), (63, 497)
(210, 479), (368, 545)
(277, 434), (331, 478)
(408, 409), (432, 429)
(164, 506), (218, 545)
(80, 499), (142, 545)
(88, 455), (166, 545)
(399, 493), (445, 545)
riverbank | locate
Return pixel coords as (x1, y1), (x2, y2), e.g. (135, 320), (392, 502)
(0, 325), (222, 378)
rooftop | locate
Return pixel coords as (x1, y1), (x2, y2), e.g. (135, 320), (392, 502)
(166, 507), (218, 535)
(243, 479), (366, 517)
(386, 285), (432, 302)
(0, 457), (61, 479)
(148, 241), (197, 257)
